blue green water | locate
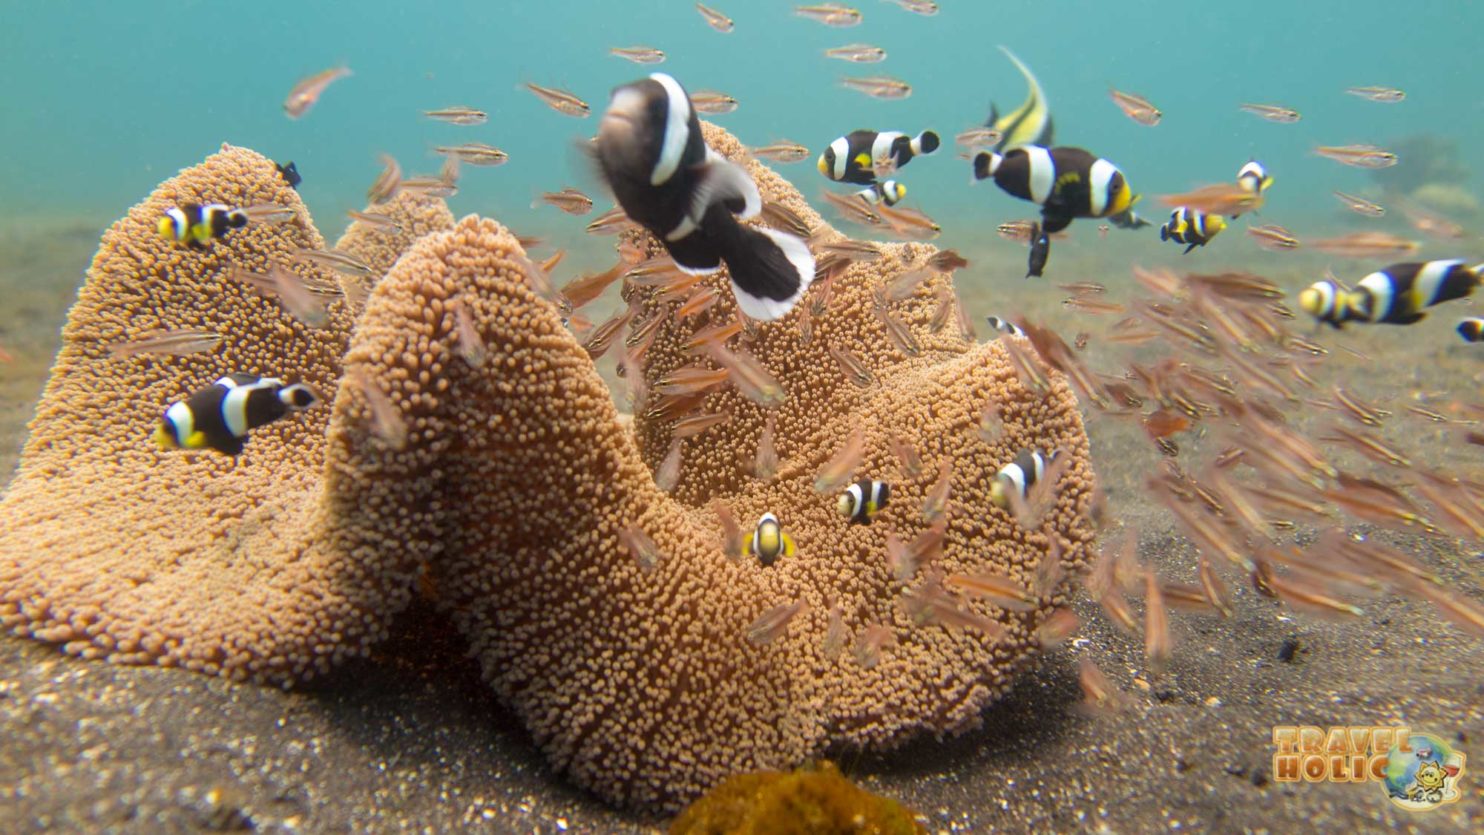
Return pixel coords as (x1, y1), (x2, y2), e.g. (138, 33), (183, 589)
(3, 0), (1481, 250)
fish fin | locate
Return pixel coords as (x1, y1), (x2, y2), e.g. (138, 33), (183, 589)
(1040, 114), (1055, 147)
(1183, 242), (1198, 254)
(781, 532), (796, 559)
(986, 102), (999, 129)
(702, 206), (814, 321)
(972, 151), (1002, 181)
(662, 231), (724, 275)
(1392, 312), (1427, 325)
(690, 155), (762, 222)
(1040, 213), (1072, 234)
(912, 131), (940, 155)
(184, 431), (209, 449)
(1159, 226), (1170, 241)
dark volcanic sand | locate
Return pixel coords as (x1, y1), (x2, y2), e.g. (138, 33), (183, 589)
(1, 220), (1481, 833)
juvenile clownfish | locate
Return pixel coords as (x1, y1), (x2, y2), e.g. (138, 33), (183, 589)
(1160, 207), (1227, 253)
(1458, 317), (1484, 343)
(594, 73), (815, 321)
(1233, 160), (1272, 218)
(985, 315), (1025, 338)
(837, 479), (890, 525)
(972, 145), (1136, 277)
(854, 180), (906, 206)
(1296, 279), (1355, 329)
(989, 449), (1059, 510)
(276, 160), (302, 189)
(157, 203), (249, 250)
(154, 373), (321, 455)
(743, 512), (795, 566)
(818, 129), (940, 186)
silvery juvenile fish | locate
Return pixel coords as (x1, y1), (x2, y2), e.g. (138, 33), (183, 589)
(824, 43), (886, 63)
(840, 75), (912, 99)
(346, 209), (401, 232)
(610, 46), (666, 64)
(536, 186), (594, 216)
(1315, 144), (1398, 169)
(240, 203), (298, 225)
(691, 89), (739, 114)
(1333, 190), (1385, 217)
(283, 66), (351, 119)
(695, 2), (734, 32)
(294, 248), (376, 277)
(108, 329), (223, 358)
(1109, 88), (1161, 126)
(523, 82), (590, 117)
(1345, 85), (1405, 103)
(1239, 102), (1301, 123)
(424, 106), (487, 125)
(751, 140), (812, 163)
(434, 142), (509, 166)
(1246, 224), (1301, 251)
(955, 126), (1002, 150)
(796, 3), (863, 26)
(367, 154), (401, 205)
(884, 0), (938, 14)
(230, 264), (329, 328)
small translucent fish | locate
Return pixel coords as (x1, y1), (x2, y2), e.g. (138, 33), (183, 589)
(878, 307), (921, 357)
(423, 106), (487, 125)
(1076, 657), (1129, 717)
(853, 623), (896, 669)
(1198, 555), (1233, 617)
(946, 572), (1036, 612)
(755, 413), (779, 480)
(1247, 224), (1301, 251)
(889, 433), (923, 479)
(840, 75), (912, 99)
(1332, 386), (1389, 427)
(656, 438), (683, 493)
(714, 502), (744, 560)
(823, 604), (847, 659)
(1038, 608), (1080, 648)
(903, 574), (1003, 637)
(449, 299), (486, 367)
(1399, 202), (1466, 240)
(760, 203), (814, 241)
(817, 239), (881, 262)
(829, 344), (875, 388)
(619, 524), (664, 572)
(1315, 144), (1398, 169)
(1159, 182), (1263, 215)
(586, 206), (636, 235)
(582, 310), (629, 359)
(1098, 224), (1109, 239)
(921, 460), (951, 522)
(345, 209), (400, 233)
(1306, 230), (1419, 258)
(884, 0), (938, 15)
(610, 45), (666, 64)
(707, 345), (787, 407)
(230, 264), (328, 328)
(820, 189), (882, 228)
(523, 82), (590, 117)
(884, 533), (915, 582)
(1323, 473), (1434, 532)
(108, 328), (222, 358)
(672, 411), (731, 440)
(399, 176), (457, 198)
(1109, 88), (1161, 126)
(978, 402), (1003, 441)
(796, 3), (863, 26)
(434, 142), (508, 166)
(536, 186), (594, 216)
(294, 248), (375, 278)
(240, 203), (297, 225)
(824, 43), (886, 63)
(283, 66), (351, 119)
(684, 320), (744, 353)
(1001, 337), (1048, 395)
(696, 2), (734, 32)
(1333, 190), (1385, 217)
(814, 427), (866, 494)
(1416, 584), (1484, 638)
(955, 126), (1002, 150)
(746, 141), (810, 165)
(1319, 423), (1410, 468)
(691, 90), (739, 114)
(676, 286), (720, 319)
(655, 364), (729, 398)
(747, 599), (808, 646)
(997, 219), (1038, 243)
(1063, 296), (1125, 315)
(928, 249), (968, 272)
(348, 369), (408, 451)
(440, 154), (462, 187)
(877, 203), (940, 240)
(1144, 569), (1171, 676)
(367, 154), (402, 205)
(1238, 103), (1301, 123)
(1345, 85), (1405, 103)
(1058, 281), (1106, 297)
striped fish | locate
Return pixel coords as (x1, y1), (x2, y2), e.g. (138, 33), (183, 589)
(837, 479), (890, 525)
(989, 449), (1059, 510)
(154, 373), (320, 455)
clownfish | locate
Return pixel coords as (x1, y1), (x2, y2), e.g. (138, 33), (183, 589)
(154, 373), (320, 455)
(837, 479), (890, 525)
(818, 129), (940, 186)
(157, 203), (249, 250)
(1300, 260), (1482, 328)
(854, 180), (907, 206)
(743, 512), (796, 566)
(989, 449), (1059, 510)
(1160, 207), (1227, 253)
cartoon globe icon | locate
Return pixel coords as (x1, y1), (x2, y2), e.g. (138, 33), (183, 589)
(1382, 732), (1465, 810)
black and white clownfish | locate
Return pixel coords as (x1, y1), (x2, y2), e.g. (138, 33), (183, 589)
(837, 479), (890, 525)
(595, 73), (815, 321)
(817, 129), (940, 186)
(972, 145), (1135, 277)
(1458, 317), (1484, 342)
(1160, 207), (1227, 253)
(985, 315), (1025, 338)
(743, 512), (796, 566)
(985, 46), (1053, 152)
(157, 203), (249, 250)
(1345, 260), (1481, 325)
(154, 373), (321, 455)
(1295, 279), (1356, 329)
(854, 179), (907, 206)
(1235, 159), (1272, 199)
(989, 448), (1059, 510)
(276, 160), (302, 189)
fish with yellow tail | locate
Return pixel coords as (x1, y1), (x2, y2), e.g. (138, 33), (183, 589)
(837, 479), (890, 525)
(817, 129), (939, 186)
(744, 512), (796, 566)
(855, 180), (906, 206)
(1298, 260), (1483, 328)
(989, 449), (1060, 510)
(1160, 207), (1226, 253)
(1233, 159), (1273, 217)
(972, 145), (1136, 276)
(154, 373), (320, 456)
(985, 47), (1053, 151)
(157, 203), (249, 249)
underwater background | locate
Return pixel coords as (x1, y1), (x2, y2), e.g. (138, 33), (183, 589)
(2, 1), (1483, 832)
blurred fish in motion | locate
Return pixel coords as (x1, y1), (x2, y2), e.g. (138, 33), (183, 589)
(1239, 103), (1301, 123)
(423, 106), (487, 125)
(750, 140), (811, 163)
(536, 187), (594, 216)
(841, 75), (912, 99)
(1306, 231), (1419, 258)
(610, 46), (666, 64)
(955, 126), (1002, 151)
(367, 154), (402, 205)
(283, 66), (351, 119)
(796, 4), (863, 26)
(884, 0), (939, 14)
(1458, 318), (1484, 343)
(1247, 224), (1301, 251)
(109, 329), (222, 358)
(1158, 182), (1262, 216)
(346, 209), (401, 233)
(524, 82), (590, 117)
(1315, 144), (1398, 169)
(696, 2), (734, 32)
(691, 89), (739, 114)
(824, 43), (886, 62)
(1399, 202), (1466, 240)
(1109, 88), (1161, 125)
(1333, 190), (1385, 217)
(1345, 85), (1406, 103)
(1160, 208), (1226, 253)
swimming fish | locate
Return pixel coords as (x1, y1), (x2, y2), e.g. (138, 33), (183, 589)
(434, 142), (509, 166)
(1235, 160), (1273, 201)
(536, 187), (595, 216)
(1296, 279), (1356, 328)
(424, 106), (487, 125)
(283, 66), (351, 119)
(1315, 144), (1398, 169)
(750, 140), (812, 163)
(838, 478), (890, 525)
(855, 180), (906, 206)
(157, 203), (248, 250)
(1458, 318), (1484, 343)
(524, 82), (590, 117)
(1109, 88), (1161, 126)
(985, 315), (1025, 338)
(696, 2), (734, 32)
(955, 126), (1002, 151)
(108, 329), (223, 358)
(1333, 190), (1385, 217)
(973, 145), (1135, 276)
(743, 512), (796, 566)
(594, 73), (814, 321)
(610, 46), (667, 64)
(1160, 207), (1227, 253)
(985, 47), (1053, 152)
(1299, 260), (1482, 327)
(1306, 230), (1419, 259)
(1247, 224), (1301, 251)
(1238, 103), (1301, 123)
(1158, 182), (1262, 217)
(824, 43), (886, 63)
(818, 129), (939, 185)
(154, 373), (320, 455)
(1345, 86), (1405, 103)
(884, 0), (938, 14)
(796, 4), (863, 26)
(840, 75), (912, 99)
(989, 449), (1059, 510)
(275, 161), (302, 189)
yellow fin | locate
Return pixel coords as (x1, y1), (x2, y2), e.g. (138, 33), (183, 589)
(782, 532), (796, 558)
(184, 431), (209, 449)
